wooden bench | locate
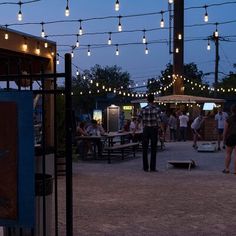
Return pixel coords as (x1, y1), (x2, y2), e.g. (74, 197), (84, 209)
(104, 142), (139, 163)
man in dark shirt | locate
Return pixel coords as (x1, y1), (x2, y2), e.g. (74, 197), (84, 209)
(139, 94), (161, 172)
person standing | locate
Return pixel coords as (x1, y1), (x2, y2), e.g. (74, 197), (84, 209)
(178, 111), (189, 141)
(222, 104), (236, 174)
(168, 111), (178, 142)
(191, 112), (205, 149)
(215, 107), (228, 151)
(139, 94), (161, 172)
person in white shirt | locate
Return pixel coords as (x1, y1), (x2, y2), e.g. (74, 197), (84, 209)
(191, 112), (205, 149)
(178, 111), (189, 141)
(215, 107), (228, 151)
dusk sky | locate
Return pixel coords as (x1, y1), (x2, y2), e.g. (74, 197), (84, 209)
(1, 0), (236, 88)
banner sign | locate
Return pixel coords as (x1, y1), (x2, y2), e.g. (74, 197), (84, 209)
(0, 91), (34, 227)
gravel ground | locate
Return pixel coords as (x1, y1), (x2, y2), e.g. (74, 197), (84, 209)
(1, 141), (235, 236)
(71, 141), (236, 236)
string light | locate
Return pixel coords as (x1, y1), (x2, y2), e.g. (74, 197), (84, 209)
(79, 20), (83, 35)
(178, 33), (182, 40)
(207, 39), (211, 50)
(4, 25), (8, 40)
(142, 30), (147, 44)
(116, 44), (119, 56)
(44, 36), (48, 48)
(160, 11), (164, 28)
(65, 0), (69, 17)
(175, 48), (179, 53)
(108, 32), (112, 45)
(76, 34), (80, 47)
(168, 0), (173, 4)
(87, 45), (91, 56)
(145, 43), (149, 54)
(35, 42), (40, 55)
(118, 16), (122, 32)
(76, 69), (79, 76)
(204, 5), (209, 22)
(214, 23), (219, 37)
(18, 1), (23, 21)
(22, 37), (28, 51)
(56, 54), (60, 65)
(41, 22), (45, 37)
(115, 0), (120, 11)
(71, 49), (74, 58)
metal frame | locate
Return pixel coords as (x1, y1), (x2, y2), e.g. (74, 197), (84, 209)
(0, 53), (73, 236)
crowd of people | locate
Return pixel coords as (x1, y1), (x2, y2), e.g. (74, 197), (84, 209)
(75, 100), (236, 175)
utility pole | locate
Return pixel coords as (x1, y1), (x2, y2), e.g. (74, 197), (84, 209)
(214, 34), (219, 97)
(173, 0), (184, 95)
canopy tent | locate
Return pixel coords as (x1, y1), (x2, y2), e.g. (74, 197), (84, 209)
(131, 94), (225, 104)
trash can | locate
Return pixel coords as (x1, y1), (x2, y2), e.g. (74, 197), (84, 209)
(3, 173), (53, 236)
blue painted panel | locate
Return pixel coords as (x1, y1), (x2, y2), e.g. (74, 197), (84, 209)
(0, 91), (35, 227)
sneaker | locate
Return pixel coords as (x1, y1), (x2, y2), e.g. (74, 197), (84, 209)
(222, 169), (230, 174)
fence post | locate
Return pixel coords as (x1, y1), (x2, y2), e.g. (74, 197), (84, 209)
(65, 53), (73, 236)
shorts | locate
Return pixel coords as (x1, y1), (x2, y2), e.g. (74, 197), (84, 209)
(226, 135), (236, 147)
(217, 129), (224, 134)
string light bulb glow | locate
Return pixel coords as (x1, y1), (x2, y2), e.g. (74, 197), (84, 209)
(5, 32), (8, 40)
(41, 23), (45, 37)
(71, 50), (74, 58)
(79, 20), (83, 35)
(76, 69), (79, 76)
(116, 44), (119, 56)
(214, 23), (219, 37)
(145, 43), (149, 55)
(35, 42), (40, 55)
(108, 32), (112, 45)
(175, 48), (179, 53)
(204, 5), (209, 22)
(118, 16), (122, 32)
(160, 11), (164, 28)
(44, 42), (48, 48)
(76, 34), (80, 47)
(178, 33), (182, 40)
(22, 38), (28, 51)
(65, 0), (69, 16)
(142, 30), (146, 44)
(17, 2), (22, 21)
(115, 0), (120, 11)
(168, 0), (173, 3)
(87, 45), (91, 56)
(207, 39), (211, 50)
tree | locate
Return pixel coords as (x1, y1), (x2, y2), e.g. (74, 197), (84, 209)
(72, 65), (134, 113)
(147, 63), (210, 96)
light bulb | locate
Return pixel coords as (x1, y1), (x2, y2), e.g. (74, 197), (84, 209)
(214, 30), (219, 37)
(22, 41), (28, 51)
(178, 34), (182, 40)
(79, 27), (83, 36)
(145, 44), (149, 54)
(108, 33), (112, 45)
(87, 46), (91, 56)
(65, 5), (69, 16)
(116, 45), (119, 56)
(204, 13), (208, 22)
(5, 33), (8, 40)
(142, 36), (146, 44)
(44, 42), (48, 48)
(76, 40), (79, 48)
(57, 59), (60, 65)
(207, 41), (211, 50)
(115, 0), (119, 11)
(71, 51), (74, 58)
(18, 10), (22, 21)
(169, 0), (173, 3)
(175, 48), (179, 53)
(41, 29), (45, 38)
(76, 70), (79, 76)
(118, 16), (122, 32)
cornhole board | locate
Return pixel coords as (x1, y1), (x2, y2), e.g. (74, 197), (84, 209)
(197, 142), (217, 152)
(167, 160), (196, 171)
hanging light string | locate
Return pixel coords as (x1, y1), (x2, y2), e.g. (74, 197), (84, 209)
(0, 0), (41, 5)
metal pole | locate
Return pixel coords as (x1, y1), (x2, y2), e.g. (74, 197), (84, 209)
(173, 0), (184, 95)
(65, 53), (73, 236)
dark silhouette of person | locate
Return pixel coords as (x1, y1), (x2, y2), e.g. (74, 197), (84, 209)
(139, 94), (161, 172)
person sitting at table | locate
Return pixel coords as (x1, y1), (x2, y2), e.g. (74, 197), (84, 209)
(130, 117), (143, 143)
(86, 119), (105, 156)
(76, 121), (90, 157)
